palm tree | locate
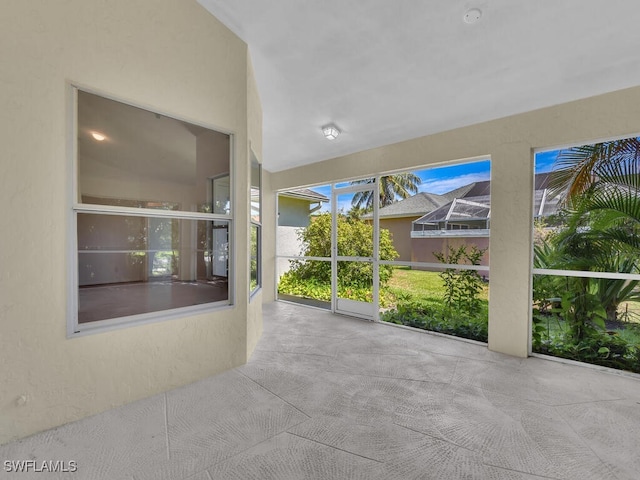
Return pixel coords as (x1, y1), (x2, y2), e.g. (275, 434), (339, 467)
(350, 173), (421, 210)
(550, 137), (640, 206)
(551, 138), (640, 252)
(538, 137), (640, 325)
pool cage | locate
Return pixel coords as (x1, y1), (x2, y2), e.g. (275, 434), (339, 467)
(412, 195), (491, 234)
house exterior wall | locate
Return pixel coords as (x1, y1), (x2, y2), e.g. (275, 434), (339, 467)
(275, 226), (303, 281)
(380, 217), (418, 262)
(411, 237), (490, 269)
(0, 0), (260, 444)
(270, 85), (640, 359)
(278, 196), (315, 227)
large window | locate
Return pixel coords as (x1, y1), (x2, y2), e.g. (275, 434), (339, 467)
(71, 89), (232, 333)
(275, 160), (492, 341)
(532, 137), (640, 373)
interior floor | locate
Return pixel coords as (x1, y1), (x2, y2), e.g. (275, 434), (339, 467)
(3, 301), (639, 479)
(78, 279), (228, 323)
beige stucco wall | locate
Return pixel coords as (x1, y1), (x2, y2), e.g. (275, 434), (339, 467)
(270, 85), (640, 358)
(0, 0), (260, 444)
(411, 236), (490, 268)
(379, 217), (417, 262)
(278, 196), (316, 227)
(246, 52), (264, 356)
(262, 170), (277, 302)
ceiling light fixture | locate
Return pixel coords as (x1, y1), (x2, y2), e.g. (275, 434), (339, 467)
(463, 8), (482, 24)
(91, 131), (106, 141)
(321, 123), (341, 140)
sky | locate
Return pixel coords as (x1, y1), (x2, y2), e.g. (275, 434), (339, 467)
(306, 150), (561, 213)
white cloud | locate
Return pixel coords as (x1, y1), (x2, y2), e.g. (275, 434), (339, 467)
(419, 172), (490, 195)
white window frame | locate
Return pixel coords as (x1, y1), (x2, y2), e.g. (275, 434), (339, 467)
(67, 85), (235, 337)
(531, 136), (640, 353)
(250, 154), (262, 299)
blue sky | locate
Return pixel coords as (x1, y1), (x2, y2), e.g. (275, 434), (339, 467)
(307, 150), (560, 212)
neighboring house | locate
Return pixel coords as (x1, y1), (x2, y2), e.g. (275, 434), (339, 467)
(364, 192), (451, 261)
(373, 173), (559, 268)
(277, 189), (329, 278)
(278, 189), (328, 227)
(411, 172), (559, 268)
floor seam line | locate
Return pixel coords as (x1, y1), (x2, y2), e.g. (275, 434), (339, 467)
(252, 349), (336, 358)
(323, 369), (450, 385)
(202, 422), (311, 471)
(552, 397), (627, 407)
(481, 461), (563, 480)
(237, 370), (312, 419)
(392, 422), (477, 453)
(452, 380), (556, 407)
(163, 392), (171, 461)
(553, 405), (622, 480)
(286, 431), (385, 464)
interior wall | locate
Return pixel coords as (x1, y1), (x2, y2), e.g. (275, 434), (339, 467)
(270, 85), (640, 358)
(0, 0), (257, 444)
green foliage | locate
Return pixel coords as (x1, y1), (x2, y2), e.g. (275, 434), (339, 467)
(531, 137), (640, 373)
(532, 310), (640, 373)
(278, 213), (398, 300)
(433, 245), (487, 315)
(381, 267), (489, 342)
(532, 288), (640, 373)
(350, 173), (422, 210)
(381, 299), (488, 342)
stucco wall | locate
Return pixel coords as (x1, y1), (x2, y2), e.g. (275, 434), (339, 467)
(411, 236), (490, 267)
(270, 85), (640, 358)
(261, 170), (276, 302)
(0, 0), (259, 444)
(246, 52), (264, 357)
(278, 196), (314, 227)
(379, 217), (417, 262)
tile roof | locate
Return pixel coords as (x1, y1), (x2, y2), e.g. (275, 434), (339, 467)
(372, 192), (450, 218)
(370, 172), (554, 219)
(280, 188), (329, 202)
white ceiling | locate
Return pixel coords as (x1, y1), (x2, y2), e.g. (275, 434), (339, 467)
(198, 0), (640, 172)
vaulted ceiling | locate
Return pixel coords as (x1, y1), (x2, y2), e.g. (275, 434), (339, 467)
(198, 0), (640, 172)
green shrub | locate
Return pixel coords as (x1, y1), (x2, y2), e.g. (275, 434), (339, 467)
(532, 311), (640, 373)
(433, 245), (486, 315)
(278, 212), (398, 301)
(381, 300), (488, 342)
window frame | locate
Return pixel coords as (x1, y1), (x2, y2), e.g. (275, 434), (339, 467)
(530, 136), (640, 354)
(67, 85), (236, 337)
(250, 154), (262, 299)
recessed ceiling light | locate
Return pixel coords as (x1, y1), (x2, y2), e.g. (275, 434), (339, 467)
(321, 123), (341, 140)
(463, 8), (482, 24)
(91, 131), (106, 141)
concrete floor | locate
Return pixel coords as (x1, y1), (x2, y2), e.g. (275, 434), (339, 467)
(2, 301), (640, 479)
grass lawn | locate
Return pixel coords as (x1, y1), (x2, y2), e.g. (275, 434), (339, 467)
(386, 266), (488, 302)
(381, 266), (490, 342)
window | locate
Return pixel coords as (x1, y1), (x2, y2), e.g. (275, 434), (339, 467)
(71, 89), (232, 333)
(250, 154), (261, 296)
(275, 160), (491, 338)
(532, 138), (640, 373)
